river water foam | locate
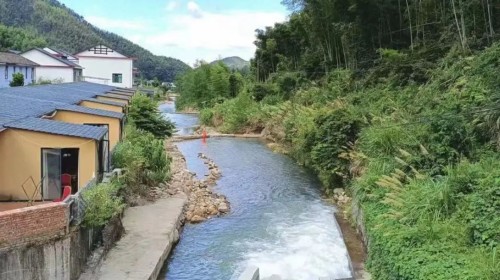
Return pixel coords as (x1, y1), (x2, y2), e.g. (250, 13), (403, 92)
(160, 105), (352, 280)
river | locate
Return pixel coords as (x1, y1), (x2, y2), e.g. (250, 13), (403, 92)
(159, 102), (352, 280)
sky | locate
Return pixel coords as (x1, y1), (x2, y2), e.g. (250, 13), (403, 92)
(59, 0), (289, 66)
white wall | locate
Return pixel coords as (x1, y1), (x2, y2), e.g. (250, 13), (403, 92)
(78, 57), (133, 88)
(22, 50), (75, 83)
(35, 67), (74, 83)
(22, 50), (68, 67)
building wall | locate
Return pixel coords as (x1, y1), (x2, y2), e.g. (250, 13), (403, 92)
(0, 129), (97, 201)
(22, 50), (76, 83)
(96, 96), (129, 105)
(79, 101), (123, 113)
(77, 57), (133, 88)
(22, 50), (68, 67)
(35, 67), (74, 83)
(52, 111), (121, 149)
(0, 202), (69, 248)
(0, 65), (35, 88)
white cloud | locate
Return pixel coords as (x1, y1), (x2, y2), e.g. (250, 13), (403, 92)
(143, 10), (286, 65)
(187, 1), (203, 18)
(166, 1), (178, 11)
(85, 15), (147, 31)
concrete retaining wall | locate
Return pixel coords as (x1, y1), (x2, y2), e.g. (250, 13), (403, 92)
(0, 218), (123, 280)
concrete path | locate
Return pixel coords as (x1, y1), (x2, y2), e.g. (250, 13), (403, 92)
(91, 194), (186, 280)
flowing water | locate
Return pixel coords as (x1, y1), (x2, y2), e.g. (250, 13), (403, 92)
(159, 103), (352, 280)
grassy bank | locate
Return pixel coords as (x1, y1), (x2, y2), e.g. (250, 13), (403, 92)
(177, 44), (500, 278)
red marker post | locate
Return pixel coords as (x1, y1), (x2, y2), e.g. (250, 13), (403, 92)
(202, 129), (207, 144)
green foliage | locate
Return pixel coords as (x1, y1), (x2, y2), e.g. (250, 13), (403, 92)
(82, 182), (125, 228)
(0, 24), (46, 51)
(169, 1), (500, 277)
(176, 62), (234, 109)
(206, 92), (262, 133)
(112, 125), (171, 197)
(0, 0), (190, 81)
(9, 73), (24, 87)
(128, 93), (174, 138)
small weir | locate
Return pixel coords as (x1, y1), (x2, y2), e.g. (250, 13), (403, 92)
(159, 102), (353, 280)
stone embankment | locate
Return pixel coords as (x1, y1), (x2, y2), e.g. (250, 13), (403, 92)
(164, 141), (230, 223)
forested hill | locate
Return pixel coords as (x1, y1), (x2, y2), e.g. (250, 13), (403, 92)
(0, 0), (191, 81)
(211, 56), (250, 70)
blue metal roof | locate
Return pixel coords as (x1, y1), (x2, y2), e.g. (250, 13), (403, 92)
(5, 118), (108, 140)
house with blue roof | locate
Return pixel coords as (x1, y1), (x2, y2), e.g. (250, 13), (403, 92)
(0, 82), (135, 202)
(0, 52), (39, 88)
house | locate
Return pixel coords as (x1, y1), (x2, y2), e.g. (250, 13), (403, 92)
(0, 52), (38, 88)
(0, 82), (133, 202)
(21, 48), (83, 84)
(75, 45), (135, 88)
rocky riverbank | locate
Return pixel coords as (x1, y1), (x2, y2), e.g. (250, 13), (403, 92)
(164, 141), (230, 223)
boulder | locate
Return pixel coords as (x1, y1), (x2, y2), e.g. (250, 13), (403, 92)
(190, 215), (206, 223)
(218, 203), (229, 213)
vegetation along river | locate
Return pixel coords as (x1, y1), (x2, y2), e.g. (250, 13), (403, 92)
(159, 102), (352, 280)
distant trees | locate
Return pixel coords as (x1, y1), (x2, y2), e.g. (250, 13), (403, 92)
(252, 0), (500, 81)
(0, 24), (46, 51)
(176, 62), (242, 109)
(10, 73), (24, 87)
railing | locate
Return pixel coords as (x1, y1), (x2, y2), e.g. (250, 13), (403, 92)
(64, 177), (97, 225)
(64, 169), (123, 225)
(81, 76), (110, 85)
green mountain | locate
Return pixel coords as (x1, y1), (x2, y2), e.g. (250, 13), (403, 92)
(211, 56), (250, 70)
(0, 0), (191, 81)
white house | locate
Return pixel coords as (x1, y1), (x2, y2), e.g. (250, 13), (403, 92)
(21, 48), (83, 83)
(75, 45), (134, 88)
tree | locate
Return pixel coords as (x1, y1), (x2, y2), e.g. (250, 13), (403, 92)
(10, 73), (24, 87)
(128, 93), (175, 138)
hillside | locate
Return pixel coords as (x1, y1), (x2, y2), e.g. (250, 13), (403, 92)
(0, 0), (191, 81)
(211, 56), (249, 70)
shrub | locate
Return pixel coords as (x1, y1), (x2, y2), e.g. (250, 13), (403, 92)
(112, 125), (171, 195)
(9, 72), (24, 87)
(128, 93), (174, 138)
(82, 182), (125, 228)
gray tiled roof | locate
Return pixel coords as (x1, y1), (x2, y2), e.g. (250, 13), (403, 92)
(28, 48), (83, 69)
(107, 90), (134, 96)
(82, 98), (126, 107)
(98, 93), (130, 100)
(0, 52), (39, 66)
(58, 104), (124, 119)
(5, 117), (107, 140)
(0, 82), (132, 138)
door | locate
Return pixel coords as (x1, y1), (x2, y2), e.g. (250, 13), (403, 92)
(61, 148), (79, 194)
(42, 149), (61, 200)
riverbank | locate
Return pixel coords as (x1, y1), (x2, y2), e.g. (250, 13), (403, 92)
(179, 125), (369, 279)
(164, 141), (230, 223)
(82, 195), (186, 280)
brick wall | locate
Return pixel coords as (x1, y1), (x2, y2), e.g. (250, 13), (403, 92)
(0, 203), (69, 249)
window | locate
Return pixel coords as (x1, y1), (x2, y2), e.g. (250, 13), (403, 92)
(25, 67), (28, 77)
(4, 65), (7, 80)
(112, 73), (122, 83)
(31, 68), (35, 83)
